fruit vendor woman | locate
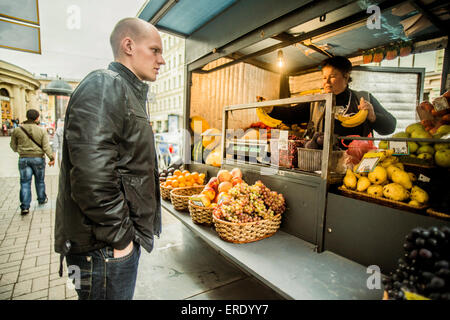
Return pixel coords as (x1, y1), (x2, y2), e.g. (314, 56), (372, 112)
(268, 56), (397, 147)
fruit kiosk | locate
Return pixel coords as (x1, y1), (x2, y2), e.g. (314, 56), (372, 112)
(139, 0), (450, 299)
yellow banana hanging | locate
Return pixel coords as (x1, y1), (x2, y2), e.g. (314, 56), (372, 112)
(256, 107), (283, 128)
(338, 109), (368, 127)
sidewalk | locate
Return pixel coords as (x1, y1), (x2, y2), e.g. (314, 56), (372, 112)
(0, 137), (283, 301)
(0, 175), (77, 300)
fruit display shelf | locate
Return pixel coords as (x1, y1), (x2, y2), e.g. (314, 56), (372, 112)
(161, 198), (383, 300)
(338, 186), (428, 213)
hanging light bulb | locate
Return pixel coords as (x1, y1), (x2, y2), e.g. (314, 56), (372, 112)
(277, 49), (284, 68)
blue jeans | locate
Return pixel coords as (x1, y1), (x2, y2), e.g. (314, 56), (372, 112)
(18, 157), (47, 210)
(66, 242), (141, 300)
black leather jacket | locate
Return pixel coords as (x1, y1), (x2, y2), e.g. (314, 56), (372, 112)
(54, 62), (161, 255)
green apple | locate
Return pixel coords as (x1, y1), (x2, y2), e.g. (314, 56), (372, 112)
(405, 123), (424, 135)
(408, 142), (419, 153)
(411, 129), (432, 146)
(417, 145), (434, 155)
(435, 149), (450, 168)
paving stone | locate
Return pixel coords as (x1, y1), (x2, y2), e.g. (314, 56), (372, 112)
(36, 254), (50, 266)
(12, 279), (32, 297)
(18, 269), (49, 282)
(20, 256), (36, 269)
(65, 285), (77, 299)
(0, 271), (18, 286)
(0, 290), (12, 300)
(32, 275), (49, 292)
(8, 251), (24, 262)
(0, 253), (8, 264)
(14, 236), (28, 245)
(13, 289), (48, 300)
(0, 284), (14, 294)
(48, 284), (65, 300)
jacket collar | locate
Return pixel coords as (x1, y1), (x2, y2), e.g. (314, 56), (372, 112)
(108, 62), (149, 100)
(23, 120), (37, 125)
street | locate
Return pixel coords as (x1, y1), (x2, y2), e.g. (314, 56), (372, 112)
(0, 136), (283, 300)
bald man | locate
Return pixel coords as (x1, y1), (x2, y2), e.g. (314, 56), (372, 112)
(55, 17), (165, 300)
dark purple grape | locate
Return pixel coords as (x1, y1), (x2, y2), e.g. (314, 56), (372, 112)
(419, 248), (433, 259)
(406, 234), (414, 242)
(436, 268), (450, 279)
(428, 293), (441, 300)
(441, 293), (450, 300)
(429, 277), (445, 290)
(396, 290), (405, 300)
(426, 238), (438, 248)
(393, 281), (402, 289)
(403, 242), (414, 251)
(415, 237), (426, 247)
(435, 231), (446, 240)
(411, 228), (423, 238)
(409, 250), (418, 259)
(429, 226), (440, 237)
(435, 260), (449, 270)
(420, 230), (430, 239)
(421, 272), (434, 281)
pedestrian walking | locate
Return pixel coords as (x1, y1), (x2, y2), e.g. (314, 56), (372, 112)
(9, 109), (55, 215)
(2, 122), (7, 136)
(52, 119), (64, 167)
(55, 17), (165, 300)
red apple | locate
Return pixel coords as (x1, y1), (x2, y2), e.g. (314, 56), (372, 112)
(230, 168), (242, 179)
(217, 170), (232, 183)
(201, 188), (216, 201)
(218, 181), (233, 193)
(206, 177), (219, 190)
(231, 176), (243, 186)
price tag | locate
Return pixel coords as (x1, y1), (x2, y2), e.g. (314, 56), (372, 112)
(418, 174), (431, 183)
(355, 157), (381, 173)
(279, 130), (289, 151)
(389, 141), (409, 155)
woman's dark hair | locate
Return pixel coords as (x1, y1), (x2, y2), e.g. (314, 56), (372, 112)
(26, 109), (40, 121)
(320, 56), (352, 82)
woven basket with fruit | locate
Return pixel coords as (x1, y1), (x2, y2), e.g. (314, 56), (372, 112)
(170, 186), (205, 211)
(160, 169), (206, 201)
(188, 200), (214, 225)
(212, 179), (286, 243)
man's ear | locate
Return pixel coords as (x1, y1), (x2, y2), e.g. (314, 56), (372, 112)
(121, 37), (134, 56)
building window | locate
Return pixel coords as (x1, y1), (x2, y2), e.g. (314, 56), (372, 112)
(178, 75), (182, 87)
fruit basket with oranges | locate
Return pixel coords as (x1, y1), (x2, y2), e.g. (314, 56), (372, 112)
(160, 169), (206, 201)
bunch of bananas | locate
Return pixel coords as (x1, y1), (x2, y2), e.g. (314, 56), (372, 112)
(337, 109), (368, 127)
(256, 107), (283, 128)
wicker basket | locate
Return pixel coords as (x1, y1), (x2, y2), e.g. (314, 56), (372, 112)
(213, 214), (282, 244)
(170, 186), (205, 211)
(427, 208), (450, 220)
(297, 149), (345, 173)
(160, 185), (173, 201)
(188, 200), (214, 225)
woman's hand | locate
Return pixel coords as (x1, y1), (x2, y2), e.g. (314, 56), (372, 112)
(358, 97), (376, 122)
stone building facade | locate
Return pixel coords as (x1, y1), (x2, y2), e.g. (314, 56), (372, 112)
(0, 60), (40, 123)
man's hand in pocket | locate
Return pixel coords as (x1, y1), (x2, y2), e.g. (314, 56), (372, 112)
(113, 241), (133, 258)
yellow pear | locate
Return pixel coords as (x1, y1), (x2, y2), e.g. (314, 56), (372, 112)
(408, 200), (420, 207)
(367, 185), (383, 197)
(368, 166), (388, 185)
(408, 172), (417, 182)
(381, 156), (399, 168)
(410, 186), (429, 204)
(343, 168), (357, 190)
(391, 170), (412, 189)
(357, 177), (371, 192)
(382, 183), (410, 201)
(386, 165), (401, 180)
